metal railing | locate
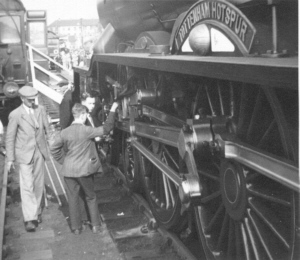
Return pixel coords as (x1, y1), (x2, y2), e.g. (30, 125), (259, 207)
(26, 43), (72, 104)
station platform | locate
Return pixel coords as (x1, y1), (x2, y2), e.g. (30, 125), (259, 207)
(4, 162), (124, 260)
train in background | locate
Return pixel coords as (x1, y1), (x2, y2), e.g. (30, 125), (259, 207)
(73, 0), (299, 259)
(0, 0), (48, 124)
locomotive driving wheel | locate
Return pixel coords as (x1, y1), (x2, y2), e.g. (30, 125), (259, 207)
(139, 138), (187, 231)
(193, 82), (299, 260)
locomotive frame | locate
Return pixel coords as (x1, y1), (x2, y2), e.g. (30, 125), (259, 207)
(73, 0), (299, 259)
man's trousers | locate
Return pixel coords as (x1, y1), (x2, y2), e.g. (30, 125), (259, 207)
(19, 148), (45, 222)
(64, 174), (100, 230)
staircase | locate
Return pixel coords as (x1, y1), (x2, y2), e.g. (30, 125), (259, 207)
(26, 43), (73, 123)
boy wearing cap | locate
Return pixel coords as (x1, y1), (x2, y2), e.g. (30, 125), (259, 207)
(6, 86), (50, 232)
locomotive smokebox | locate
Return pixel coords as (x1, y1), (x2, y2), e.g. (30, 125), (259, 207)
(189, 24), (210, 56)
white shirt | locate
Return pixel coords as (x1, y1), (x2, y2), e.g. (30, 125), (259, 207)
(22, 104), (31, 115)
(87, 114), (94, 127)
(23, 104), (39, 128)
(87, 114), (100, 141)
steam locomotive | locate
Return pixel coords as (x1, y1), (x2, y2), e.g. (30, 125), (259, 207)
(0, 0), (48, 124)
(73, 0), (299, 259)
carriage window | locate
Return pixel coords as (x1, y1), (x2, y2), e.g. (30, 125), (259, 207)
(0, 16), (21, 44)
(211, 28), (234, 52)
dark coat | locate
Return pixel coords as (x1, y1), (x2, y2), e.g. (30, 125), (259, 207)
(50, 112), (115, 177)
(59, 89), (73, 130)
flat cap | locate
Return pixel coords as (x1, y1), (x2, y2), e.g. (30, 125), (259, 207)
(18, 86), (38, 98)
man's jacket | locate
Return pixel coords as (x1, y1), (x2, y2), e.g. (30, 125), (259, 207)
(6, 105), (50, 164)
(50, 112), (115, 177)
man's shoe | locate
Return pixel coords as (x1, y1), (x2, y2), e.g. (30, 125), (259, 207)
(25, 221), (36, 232)
(92, 225), (102, 234)
(37, 214), (42, 224)
(73, 229), (81, 235)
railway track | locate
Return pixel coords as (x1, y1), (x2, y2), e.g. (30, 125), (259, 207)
(1, 155), (202, 259)
(107, 165), (200, 260)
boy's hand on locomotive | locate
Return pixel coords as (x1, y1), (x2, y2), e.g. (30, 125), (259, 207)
(110, 102), (119, 112)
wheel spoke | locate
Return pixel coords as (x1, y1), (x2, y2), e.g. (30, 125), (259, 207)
(237, 84), (248, 136)
(166, 176), (176, 208)
(213, 161), (220, 171)
(139, 138), (186, 231)
(217, 213), (229, 250)
(218, 82), (225, 115)
(248, 198), (290, 249)
(257, 119), (276, 148)
(162, 149), (174, 209)
(244, 216), (261, 260)
(205, 84), (216, 116)
(235, 221), (242, 259)
(200, 190), (221, 204)
(248, 186), (291, 207)
(205, 203), (224, 233)
(241, 222), (251, 260)
(246, 172), (260, 182)
(197, 168), (220, 182)
(227, 219), (235, 259)
(192, 87), (201, 117)
(246, 89), (263, 142)
(147, 142), (153, 150)
(159, 169), (164, 206)
(248, 208), (289, 259)
(162, 173), (170, 209)
(163, 146), (179, 171)
(264, 88), (296, 160)
(229, 82), (235, 118)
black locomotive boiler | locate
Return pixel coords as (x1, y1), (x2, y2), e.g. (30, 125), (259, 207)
(73, 0), (299, 259)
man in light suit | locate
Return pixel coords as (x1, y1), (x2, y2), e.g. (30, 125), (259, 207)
(50, 102), (118, 235)
(6, 86), (50, 232)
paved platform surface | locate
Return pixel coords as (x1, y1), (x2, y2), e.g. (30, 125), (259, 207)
(4, 162), (124, 260)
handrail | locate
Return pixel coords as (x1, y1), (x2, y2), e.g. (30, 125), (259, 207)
(0, 159), (8, 260)
(33, 80), (64, 104)
(25, 42), (72, 74)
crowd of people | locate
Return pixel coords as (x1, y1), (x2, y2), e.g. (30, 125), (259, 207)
(5, 85), (118, 235)
(54, 47), (92, 69)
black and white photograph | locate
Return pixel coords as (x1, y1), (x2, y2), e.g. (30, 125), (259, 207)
(0, 0), (298, 259)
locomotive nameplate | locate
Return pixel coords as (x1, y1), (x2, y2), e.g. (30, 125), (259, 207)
(173, 0), (256, 55)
